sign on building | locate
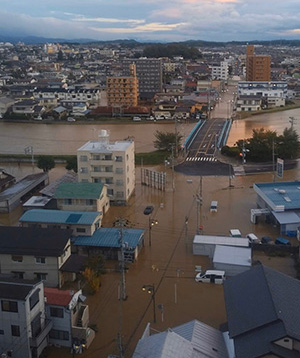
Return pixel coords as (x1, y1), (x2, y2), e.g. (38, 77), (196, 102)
(141, 168), (166, 191)
(276, 158), (284, 179)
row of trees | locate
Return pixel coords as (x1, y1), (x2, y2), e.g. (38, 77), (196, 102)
(143, 44), (202, 59)
(222, 127), (300, 162)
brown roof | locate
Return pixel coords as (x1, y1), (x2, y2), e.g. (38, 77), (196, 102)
(44, 287), (73, 306)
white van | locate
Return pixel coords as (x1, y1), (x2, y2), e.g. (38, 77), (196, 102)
(195, 270), (226, 284)
(210, 201), (218, 212)
(247, 233), (260, 244)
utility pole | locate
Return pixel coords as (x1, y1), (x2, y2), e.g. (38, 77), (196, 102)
(272, 139), (276, 183)
(113, 218), (130, 358)
(171, 144), (175, 191)
(196, 176), (203, 234)
(175, 118), (178, 158)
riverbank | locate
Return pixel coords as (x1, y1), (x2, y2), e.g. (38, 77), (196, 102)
(235, 100), (300, 120)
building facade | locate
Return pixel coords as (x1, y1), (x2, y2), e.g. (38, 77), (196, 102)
(0, 280), (51, 358)
(77, 130), (135, 203)
(123, 58), (162, 99)
(106, 64), (139, 107)
(246, 45), (271, 81)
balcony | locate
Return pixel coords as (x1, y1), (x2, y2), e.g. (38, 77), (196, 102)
(30, 319), (53, 348)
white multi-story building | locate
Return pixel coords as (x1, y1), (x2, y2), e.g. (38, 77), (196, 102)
(210, 61), (229, 81)
(0, 279), (51, 358)
(77, 130), (135, 204)
(238, 81), (288, 98)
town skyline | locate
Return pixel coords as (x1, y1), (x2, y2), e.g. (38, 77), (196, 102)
(1, 0), (300, 42)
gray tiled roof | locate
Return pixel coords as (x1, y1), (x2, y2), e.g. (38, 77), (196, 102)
(224, 265), (300, 357)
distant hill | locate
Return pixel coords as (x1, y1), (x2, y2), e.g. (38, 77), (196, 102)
(0, 33), (300, 47)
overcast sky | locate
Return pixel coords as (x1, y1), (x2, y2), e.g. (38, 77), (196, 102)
(1, 0), (300, 42)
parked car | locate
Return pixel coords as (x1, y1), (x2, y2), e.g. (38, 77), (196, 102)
(261, 236), (272, 244)
(67, 117), (76, 122)
(275, 237), (291, 246)
(133, 116), (141, 121)
(143, 205), (154, 215)
(195, 270), (226, 284)
(247, 233), (261, 244)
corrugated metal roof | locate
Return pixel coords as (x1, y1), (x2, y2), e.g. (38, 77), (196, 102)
(172, 320), (229, 358)
(213, 245), (252, 267)
(19, 209), (101, 225)
(254, 181), (300, 211)
(193, 235), (249, 247)
(133, 320), (228, 358)
(73, 227), (144, 248)
(55, 182), (104, 199)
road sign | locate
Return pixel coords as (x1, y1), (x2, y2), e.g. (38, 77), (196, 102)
(277, 158), (284, 179)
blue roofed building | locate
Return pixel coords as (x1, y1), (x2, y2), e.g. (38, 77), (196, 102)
(253, 181), (300, 235)
(224, 265), (300, 357)
(73, 227), (145, 262)
(19, 209), (102, 237)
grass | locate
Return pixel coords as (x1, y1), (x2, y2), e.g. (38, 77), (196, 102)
(135, 151), (170, 165)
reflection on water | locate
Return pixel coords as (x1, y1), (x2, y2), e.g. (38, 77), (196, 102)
(227, 108), (300, 146)
(0, 122), (194, 155)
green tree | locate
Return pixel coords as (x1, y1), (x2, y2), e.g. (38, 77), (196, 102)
(154, 131), (183, 152)
(37, 156), (55, 172)
(65, 156), (78, 173)
(277, 127), (300, 159)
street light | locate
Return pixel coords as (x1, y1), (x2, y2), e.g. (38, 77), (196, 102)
(148, 218), (158, 246)
(142, 284), (156, 323)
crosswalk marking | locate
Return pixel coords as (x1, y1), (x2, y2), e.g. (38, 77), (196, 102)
(186, 157), (218, 162)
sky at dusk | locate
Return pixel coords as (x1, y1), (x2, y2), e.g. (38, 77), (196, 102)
(1, 0), (300, 42)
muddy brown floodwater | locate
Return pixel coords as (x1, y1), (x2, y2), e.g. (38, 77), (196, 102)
(2, 162), (297, 358)
(1, 99), (300, 357)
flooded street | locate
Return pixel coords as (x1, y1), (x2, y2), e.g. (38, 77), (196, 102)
(1, 95), (300, 357)
(1, 160), (299, 357)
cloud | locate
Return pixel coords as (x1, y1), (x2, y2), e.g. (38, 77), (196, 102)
(74, 17), (145, 25)
(91, 22), (186, 33)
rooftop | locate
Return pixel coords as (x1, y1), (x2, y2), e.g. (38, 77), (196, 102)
(44, 287), (73, 307)
(254, 181), (300, 211)
(55, 182), (104, 199)
(0, 280), (40, 301)
(73, 227), (144, 249)
(78, 139), (133, 153)
(20, 209), (101, 225)
(0, 226), (72, 257)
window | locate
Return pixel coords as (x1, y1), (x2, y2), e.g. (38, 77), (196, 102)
(76, 228), (86, 233)
(11, 325), (20, 337)
(80, 167), (88, 174)
(86, 199), (94, 206)
(35, 257), (46, 264)
(80, 155), (87, 162)
(50, 307), (64, 318)
(0, 330), (4, 335)
(107, 189), (114, 196)
(116, 180), (123, 186)
(2, 301), (18, 313)
(11, 255), (23, 262)
(64, 199), (72, 205)
(49, 329), (69, 341)
(29, 291), (40, 310)
(35, 273), (47, 281)
(116, 168), (123, 174)
(115, 156), (123, 162)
